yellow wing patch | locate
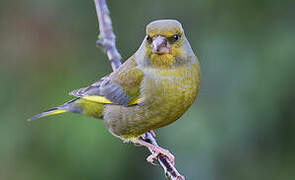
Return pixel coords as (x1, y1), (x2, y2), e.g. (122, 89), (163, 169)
(82, 95), (139, 105)
(83, 95), (114, 104)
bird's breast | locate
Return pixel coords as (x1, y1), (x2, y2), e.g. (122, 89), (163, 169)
(102, 60), (200, 140)
(141, 61), (200, 127)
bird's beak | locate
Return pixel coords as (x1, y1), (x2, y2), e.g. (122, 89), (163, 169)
(151, 36), (170, 55)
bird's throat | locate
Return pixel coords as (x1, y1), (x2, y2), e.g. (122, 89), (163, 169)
(150, 54), (175, 68)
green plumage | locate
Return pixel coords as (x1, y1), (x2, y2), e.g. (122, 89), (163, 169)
(29, 19), (200, 143)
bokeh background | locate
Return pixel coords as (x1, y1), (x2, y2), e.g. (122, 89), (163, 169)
(1, 0), (295, 179)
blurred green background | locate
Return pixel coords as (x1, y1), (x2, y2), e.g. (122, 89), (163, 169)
(1, 0), (295, 179)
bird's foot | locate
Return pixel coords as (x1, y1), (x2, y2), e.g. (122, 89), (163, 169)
(146, 146), (175, 166)
(135, 139), (175, 166)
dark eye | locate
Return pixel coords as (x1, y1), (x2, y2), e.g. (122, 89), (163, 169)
(173, 34), (179, 41)
(146, 35), (152, 43)
(169, 34), (180, 43)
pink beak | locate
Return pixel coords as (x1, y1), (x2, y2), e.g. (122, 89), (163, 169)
(151, 36), (170, 55)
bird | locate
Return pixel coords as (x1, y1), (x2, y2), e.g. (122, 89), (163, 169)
(29, 19), (201, 165)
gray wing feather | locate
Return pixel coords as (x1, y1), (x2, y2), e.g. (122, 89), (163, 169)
(69, 75), (130, 105)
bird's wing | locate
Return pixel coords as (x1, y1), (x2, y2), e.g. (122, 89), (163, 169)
(69, 56), (144, 106)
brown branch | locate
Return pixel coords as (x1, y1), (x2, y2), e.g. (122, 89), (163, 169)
(93, 0), (185, 179)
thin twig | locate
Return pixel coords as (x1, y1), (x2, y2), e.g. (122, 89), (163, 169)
(94, 0), (121, 71)
(93, 0), (185, 179)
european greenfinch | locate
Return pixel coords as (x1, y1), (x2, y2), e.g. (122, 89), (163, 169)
(29, 19), (200, 164)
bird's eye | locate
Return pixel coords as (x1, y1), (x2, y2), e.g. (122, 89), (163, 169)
(146, 35), (152, 44)
(173, 34), (179, 41)
(169, 34), (180, 43)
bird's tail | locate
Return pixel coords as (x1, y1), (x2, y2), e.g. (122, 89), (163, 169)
(28, 98), (80, 121)
(28, 107), (67, 121)
(28, 97), (104, 121)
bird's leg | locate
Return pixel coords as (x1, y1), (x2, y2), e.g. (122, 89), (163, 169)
(149, 130), (156, 138)
(135, 139), (175, 166)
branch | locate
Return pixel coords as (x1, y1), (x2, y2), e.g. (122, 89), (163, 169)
(94, 0), (121, 71)
(93, 0), (185, 179)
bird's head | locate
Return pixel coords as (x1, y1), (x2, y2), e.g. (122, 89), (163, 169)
(136, 19), (193, 68)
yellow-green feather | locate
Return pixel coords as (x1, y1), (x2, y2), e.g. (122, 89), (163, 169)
(75, 98), (104, 118)
(103, 57), (200, 140)
(110, 56), (144, 103)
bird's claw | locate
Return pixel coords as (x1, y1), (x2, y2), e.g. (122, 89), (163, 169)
(134, 139), (175, 166)
(146, 148), (175, 166)
(146, 152), (159, 166)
